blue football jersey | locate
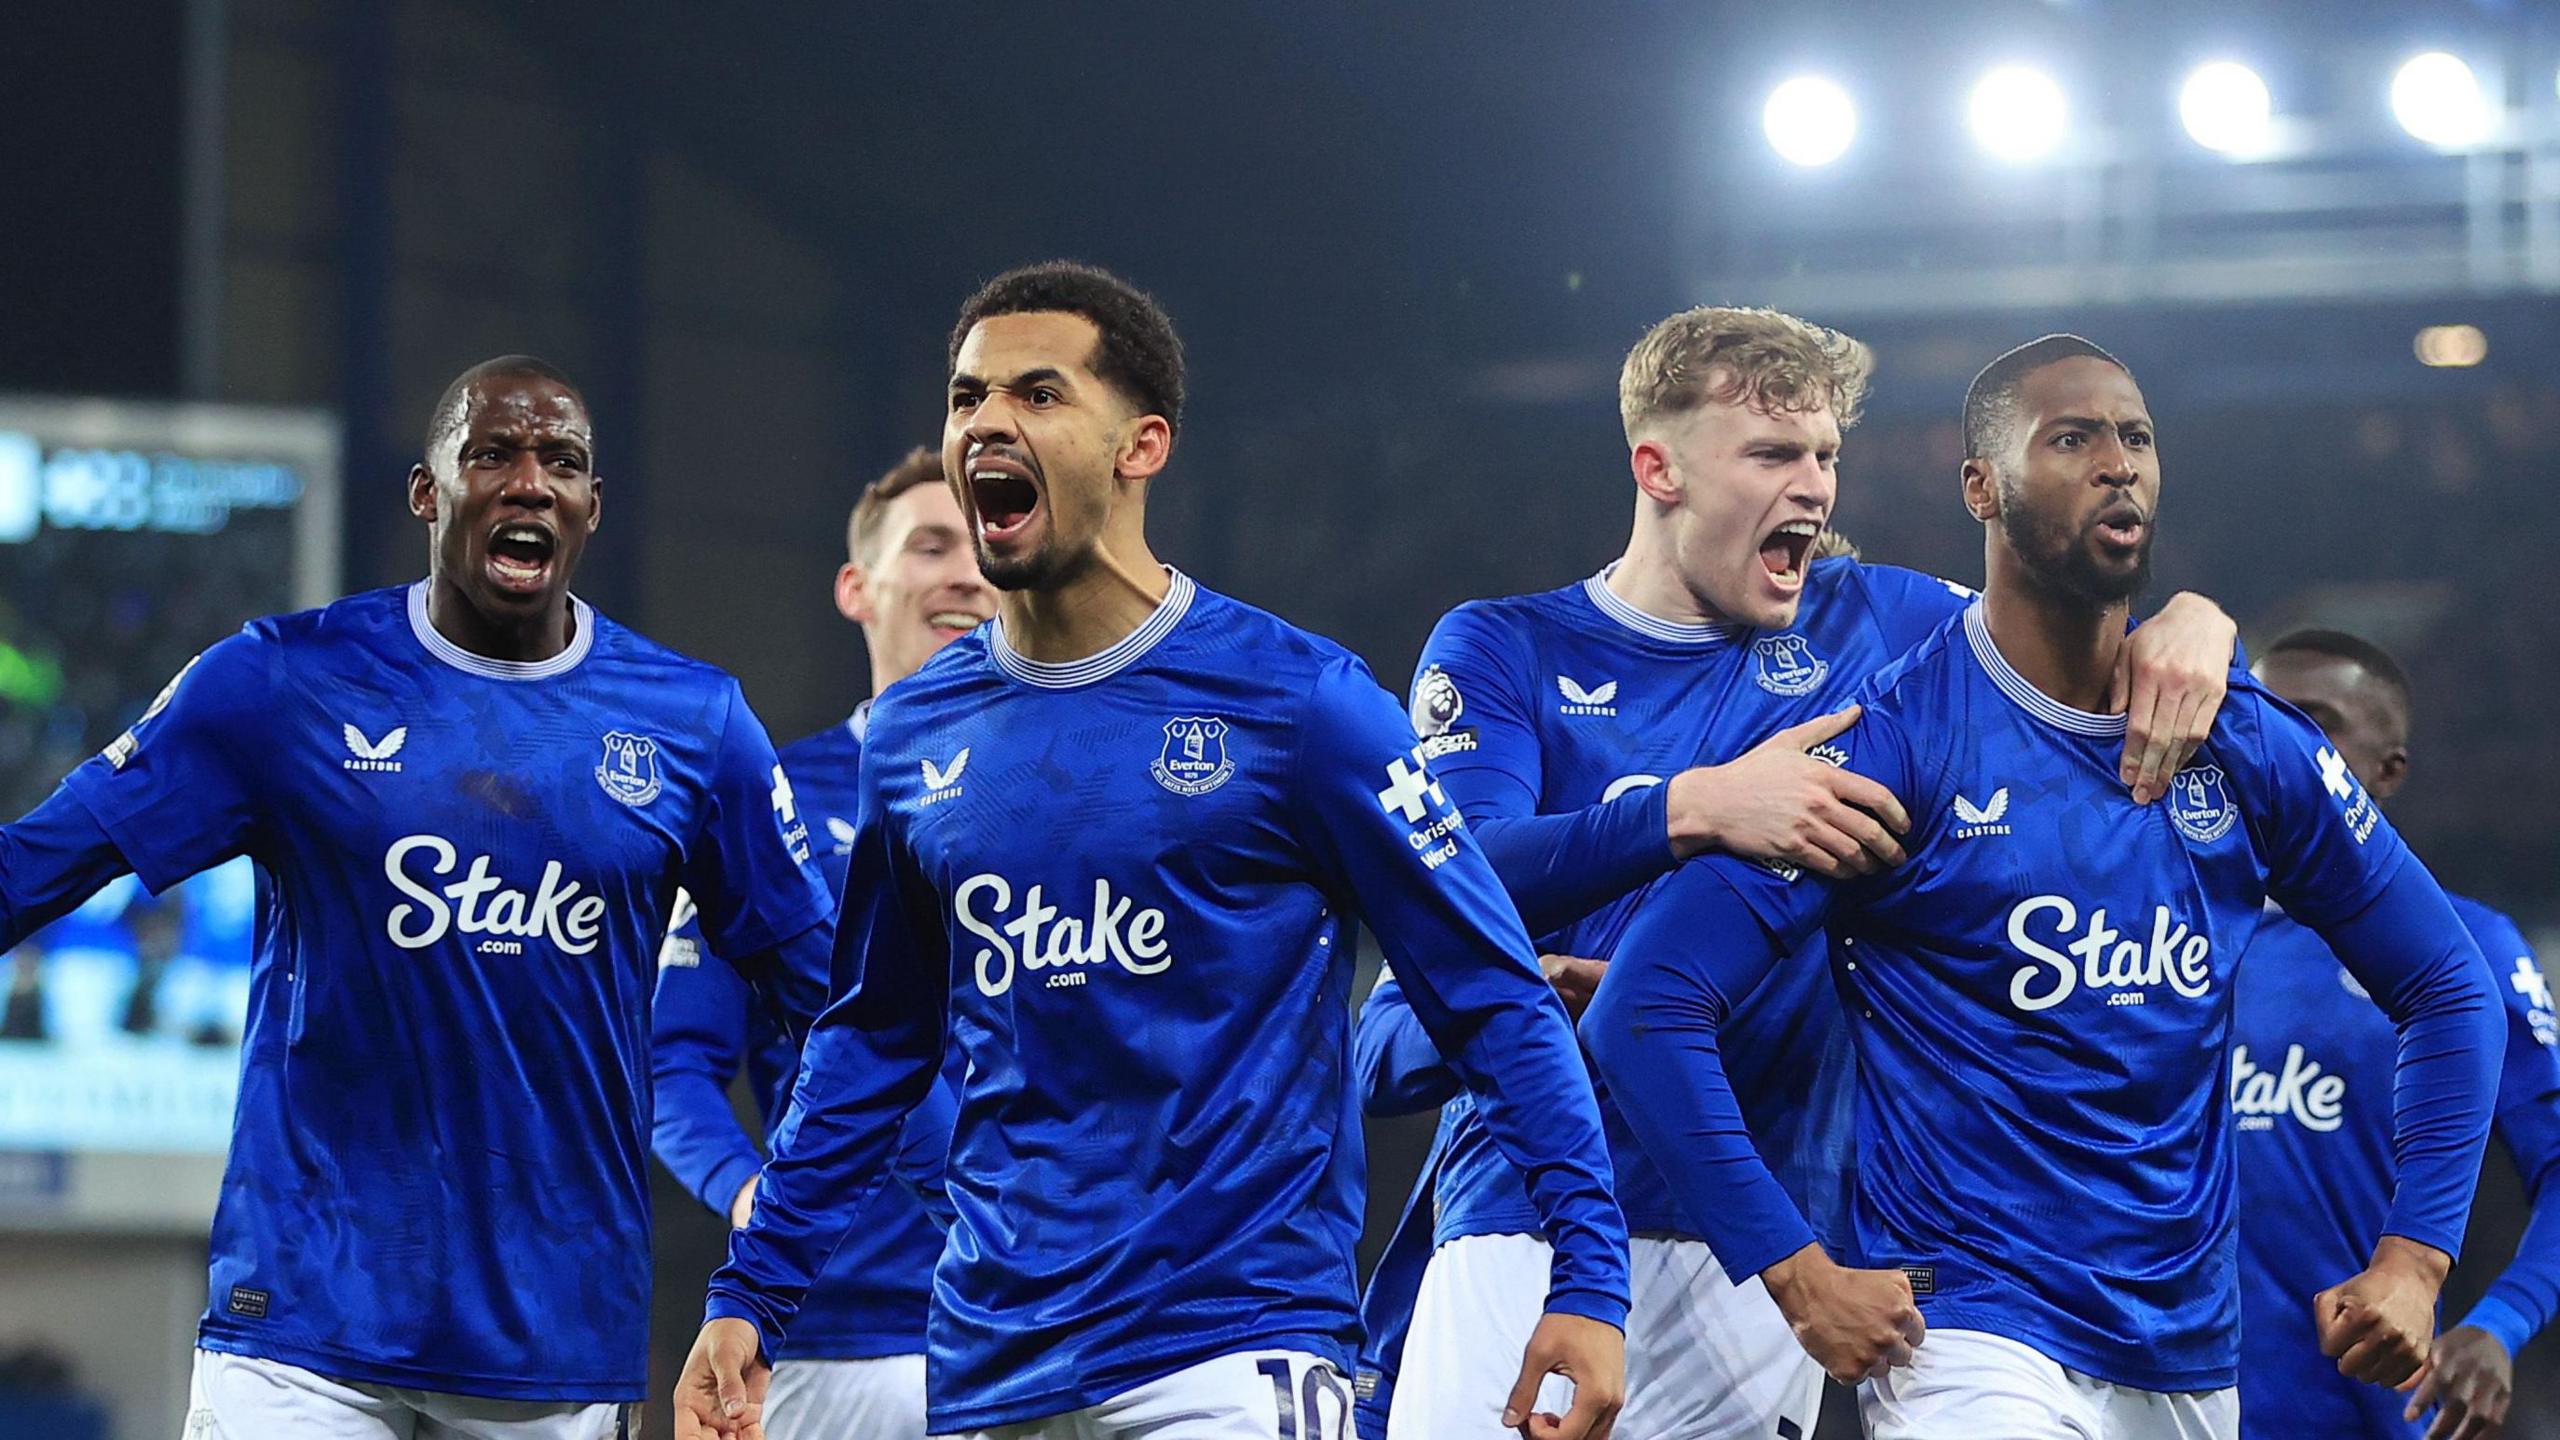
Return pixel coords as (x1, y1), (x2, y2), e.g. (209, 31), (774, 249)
(1404, 558), (1970, 1254)
(706, 571), (1630, 1434)
(58, 584), (833, 1401)
(2234, 897), (2560, 1437)
(1606, 603), (2487, 1393)
(652, 703), (944, 1360)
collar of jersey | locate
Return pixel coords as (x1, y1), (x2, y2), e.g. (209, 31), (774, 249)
(990, 567), (1196, 689)
(848, 698), (872, 743)
(1963, 602), (2127, 737)
(405, 580), (597, 681)
(1582, 565), (1740, 646)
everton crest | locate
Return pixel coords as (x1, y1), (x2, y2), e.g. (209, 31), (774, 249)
(596, 730), (665, 807)
(1152, 716), (1235, 796)
(1752, 634), (1829, 696)
(2166, 763), (2237, 844)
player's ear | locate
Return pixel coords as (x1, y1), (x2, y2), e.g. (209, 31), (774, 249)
(584, 474), (603, 535)
(1628, 437), (1680, 506)
(1114, 413), (1173, 484)
(836, 561), (873, 625)
(407, 463), (437, 522)
(2371, 743), (2410, 799)
(1960, 457), (2000, 522)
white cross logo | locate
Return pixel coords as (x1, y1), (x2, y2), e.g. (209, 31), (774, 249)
(2515, 956), (2554, 1014)
(770, 764), (799, 826)
(1377, 750), (1445, 823)
(2316, 746), (2356, 802)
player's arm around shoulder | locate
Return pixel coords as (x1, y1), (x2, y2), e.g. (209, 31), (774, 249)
(2114, 590), (2239, 803)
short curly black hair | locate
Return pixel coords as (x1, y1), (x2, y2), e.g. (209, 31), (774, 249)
(949, 261), (1186, 436)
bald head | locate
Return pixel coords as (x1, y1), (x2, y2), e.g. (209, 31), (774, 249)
(425, 356), (588, 475)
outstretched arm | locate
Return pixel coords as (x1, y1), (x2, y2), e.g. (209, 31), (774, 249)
(0, 788), (142, 953)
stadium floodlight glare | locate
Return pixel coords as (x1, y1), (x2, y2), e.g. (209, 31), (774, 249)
(2391, 52), (2491, 148)
(1763, 76), (1857, 167)
(2179, 62), (2271, 155)
(2414, 324), (2488, 368)
(1969, 66), (2068, 163)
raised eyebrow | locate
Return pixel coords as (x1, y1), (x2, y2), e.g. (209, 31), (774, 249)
(907, 522), (965, 546)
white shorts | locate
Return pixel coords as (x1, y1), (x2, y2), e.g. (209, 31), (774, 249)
(1387, 1232), (1823, 1440)
(184, 1349), (631, 1439)
(931, 1348), (1354, 1440)
(1864, 1328), (2237, 1440)
(765, 1353), (928, 1440)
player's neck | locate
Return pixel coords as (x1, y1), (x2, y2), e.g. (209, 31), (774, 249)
(998, 539), (1173, 664)
(1607, 528), (1724, 626)
(425, 575), (578, 664)
(1980, 556), (2128, 714)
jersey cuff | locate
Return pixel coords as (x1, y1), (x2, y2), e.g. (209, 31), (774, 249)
(697, 1153), (765, 1221)
(1722, 1219), (1821, 1287)
(702, 1292), (780, 1364)
(2456, 1296), (2537, 1358)
(2380, 1220), (2466, 1268)
(1541, 1286), (1629, 1333)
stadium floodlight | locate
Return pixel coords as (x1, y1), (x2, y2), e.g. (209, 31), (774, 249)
(1969, 66), (2068, 163)
(2414, 324), (2487, 368)
(1763, 76), (1857, 167)
(2179, 61), (2271, 155)
(2391, 52), (2491, 148)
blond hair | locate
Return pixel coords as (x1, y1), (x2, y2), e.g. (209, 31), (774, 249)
(1618, 306), (1873, 444)
(845, 447), (948, 564)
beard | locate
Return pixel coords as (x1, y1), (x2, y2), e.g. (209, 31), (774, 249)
(973, 530), (1097, 593)
(2000, 475), (2153, 607)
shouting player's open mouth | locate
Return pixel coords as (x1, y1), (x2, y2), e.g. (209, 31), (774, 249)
(966, 451), (1043, 549)
(2090, 497), (2147, 555)
(486, 521), (559, 596)
(1757, 518), (1822, 594)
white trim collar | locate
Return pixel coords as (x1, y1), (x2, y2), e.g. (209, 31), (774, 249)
(848, 699), (873, 743)
(990, 568), (1196, 689)
(1582, 564), (1738, 646)
(1963, 603), (2126, 737)
(405, 581), (596, 681)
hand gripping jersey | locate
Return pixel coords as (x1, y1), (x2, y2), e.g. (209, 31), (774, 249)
(1383, 558), (1972, 1259)
(652, 702), (947, 1360)
(40, 583), (834, 1400)
(705, 571), (1630, 1434)
(2235, 897), (2560, 1437)
(1588, 603), (2501, 1393)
